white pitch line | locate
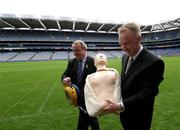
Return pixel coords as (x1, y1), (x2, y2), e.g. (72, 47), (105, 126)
(0, 108), (75, 122)
(0, 74), (49, 118)
(38, 79), (58, 113)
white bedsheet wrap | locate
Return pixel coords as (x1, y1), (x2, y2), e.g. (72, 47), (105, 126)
(84, 68), (121, 117)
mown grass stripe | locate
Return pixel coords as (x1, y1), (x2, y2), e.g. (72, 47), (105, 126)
(0, 74), (50, 118)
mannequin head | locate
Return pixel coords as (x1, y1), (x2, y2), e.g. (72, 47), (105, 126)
(94, 53), (108, 68)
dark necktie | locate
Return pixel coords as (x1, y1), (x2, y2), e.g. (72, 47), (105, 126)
(77, 60), (83, 80)
(125, 57), (134, 74)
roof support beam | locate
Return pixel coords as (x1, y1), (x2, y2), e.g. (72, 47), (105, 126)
(108, 24), (118, 32)
(0, 18), (15, 28)
(57, 20), (61, 30)
(73, 21), (75, 31)
(18, 18), (31, 29)
(169, 21), (180, 29)
(38, 19), (47, 30)
(97, 24), (104, 32)
(141, 25), (147, 31)
(85, 22), (91, 31)
(159, 24), (166, 31)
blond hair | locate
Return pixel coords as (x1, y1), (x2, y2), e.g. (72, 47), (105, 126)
(118, 22), (141, 36)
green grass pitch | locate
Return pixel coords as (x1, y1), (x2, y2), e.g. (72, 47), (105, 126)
(0, 57), (180, 130)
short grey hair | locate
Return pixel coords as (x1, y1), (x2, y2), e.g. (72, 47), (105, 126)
(72, 40), (87, 50)
(118, 22), (141, 36)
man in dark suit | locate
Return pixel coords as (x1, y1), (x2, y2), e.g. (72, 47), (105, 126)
(103, 22), (164, 130)
(61, 40), (99, 130)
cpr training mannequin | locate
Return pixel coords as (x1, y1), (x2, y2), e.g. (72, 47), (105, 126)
(84, 53), (121, 117)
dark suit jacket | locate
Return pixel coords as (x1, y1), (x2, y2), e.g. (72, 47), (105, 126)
(120, 48), (164, 130)
(61, 56), (96, 108)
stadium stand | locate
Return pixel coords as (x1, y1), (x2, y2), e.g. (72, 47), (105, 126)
(0, 14), (179, 62)
(31, 52), (52, 61)
(9, 52), (35, 62)
(51, 52), (68, 60)
(0, 52), (18, 62)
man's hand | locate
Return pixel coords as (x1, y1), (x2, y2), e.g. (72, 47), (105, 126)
(63, 77), (71, 86)
(103, 100), (123, 113)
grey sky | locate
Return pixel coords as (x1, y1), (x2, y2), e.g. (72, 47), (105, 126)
(0, 0), (179, 25)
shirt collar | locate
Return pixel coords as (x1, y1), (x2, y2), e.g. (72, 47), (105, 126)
(131, 44), (143, 60)
(81, 54), (87, 63)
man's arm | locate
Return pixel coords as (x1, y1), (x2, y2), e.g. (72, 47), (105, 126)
(123, 59), (164, 109)
(61, 60), (72, 84)
(103, 59), (164, 113)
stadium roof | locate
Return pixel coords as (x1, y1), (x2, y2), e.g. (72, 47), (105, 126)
(0, 14), (179, 33)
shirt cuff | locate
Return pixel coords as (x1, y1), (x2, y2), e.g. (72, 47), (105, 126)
(118, 101), (125, 112)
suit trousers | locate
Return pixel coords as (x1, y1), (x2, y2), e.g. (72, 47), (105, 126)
(120, 110), (152, 130)
(77, 108), (99, 130)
